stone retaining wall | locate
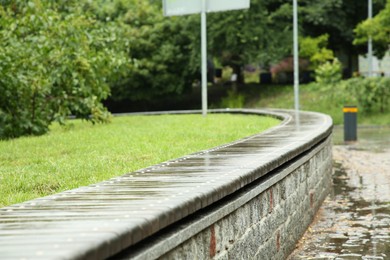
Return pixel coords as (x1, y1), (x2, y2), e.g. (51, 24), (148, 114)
(118, 132), (333, 260)
(161, 137), (332, 259)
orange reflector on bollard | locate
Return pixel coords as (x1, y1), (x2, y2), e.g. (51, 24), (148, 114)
(343, 107), (358, 113)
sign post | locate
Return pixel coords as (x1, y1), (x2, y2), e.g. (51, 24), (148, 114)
(163, 0), (250, 116)
(201, 0), (207, 116)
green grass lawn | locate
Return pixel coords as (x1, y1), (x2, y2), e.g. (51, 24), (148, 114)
(0, 114), (279, 207)
(240, 83), (390, 125)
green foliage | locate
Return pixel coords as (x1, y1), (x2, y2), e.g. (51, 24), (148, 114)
(206, 0), (385, 80)
(345, 77), (390, 113)
(315, 59), (342, 87)
(354, 0), (390, 58)
(300, 34), (334, 69)
(0, 1), (129, 139)
(112, 8), (197, 101)
(208, 0), (294, 81)
(1, 0), (387, 140)
(219, 90), (246, 109)
(301, 0), (386, 59)
(0, 114), (280, 206)
(75, 0), (199, 102)
(248, 82), (388, 125)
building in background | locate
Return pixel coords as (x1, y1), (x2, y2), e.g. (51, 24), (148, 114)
(359, 51), (390, 77)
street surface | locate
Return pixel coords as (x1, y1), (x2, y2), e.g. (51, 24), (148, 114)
(289, 127), (390, 260)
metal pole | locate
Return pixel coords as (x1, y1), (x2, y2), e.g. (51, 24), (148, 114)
(293, 0), (299, 111)
(201, 0), (208, 116)
(368, 0), (373, 77)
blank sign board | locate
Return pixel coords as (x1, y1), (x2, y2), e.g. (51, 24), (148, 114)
(163, 0), (250, 16)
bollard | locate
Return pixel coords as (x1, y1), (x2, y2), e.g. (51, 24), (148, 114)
(343, 106), (358, 142)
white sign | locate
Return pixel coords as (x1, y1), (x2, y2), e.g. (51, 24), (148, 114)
(163, 0), (250, 16)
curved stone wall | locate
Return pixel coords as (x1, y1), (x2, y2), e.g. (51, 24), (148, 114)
(0, 109), (333, 259)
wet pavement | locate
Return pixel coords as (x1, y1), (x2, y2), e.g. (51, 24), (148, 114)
(289, 127), (390, 260)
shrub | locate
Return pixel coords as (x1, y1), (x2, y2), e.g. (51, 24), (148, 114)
(346, 77), (390, 113)
(0, 3), (129, 139)
(315, 59), (342, 87)
(300, 34), (334, 70)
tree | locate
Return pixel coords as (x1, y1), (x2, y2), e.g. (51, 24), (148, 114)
(300, 0), (386, 69)
(354, 0), (390, 58)
(205, 0), (381, 83)
(207, 0), (294, 83)
(79, 0), (199, 102)
(0, 1), (129, 139)
(111, 3), (198, 101)
(299, 34), (334, 69)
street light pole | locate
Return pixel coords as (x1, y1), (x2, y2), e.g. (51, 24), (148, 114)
(201, 0), (208, 116)
(368, 0), (373, 77)
(293, 0), (299, 111)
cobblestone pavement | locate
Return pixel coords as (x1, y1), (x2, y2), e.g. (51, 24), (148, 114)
(289, 128), (390, 260)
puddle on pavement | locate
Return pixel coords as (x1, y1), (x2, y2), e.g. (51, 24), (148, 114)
(326, 163), (390, 258)
(290, 163), (390, 259)
(290, 127), (390, 260)
(333, 126), (390, 153)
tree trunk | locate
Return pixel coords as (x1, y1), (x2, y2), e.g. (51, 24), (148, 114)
(231, 64), (244, 85)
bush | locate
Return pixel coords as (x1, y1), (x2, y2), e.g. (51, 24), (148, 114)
(300, 34), (334, 70)
(315, 59), (342, 87)
(345, 77), (390, 113)
(0, 3), (129, 139)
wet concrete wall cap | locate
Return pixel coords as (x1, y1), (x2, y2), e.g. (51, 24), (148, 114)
(0, 109), (333, 259)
